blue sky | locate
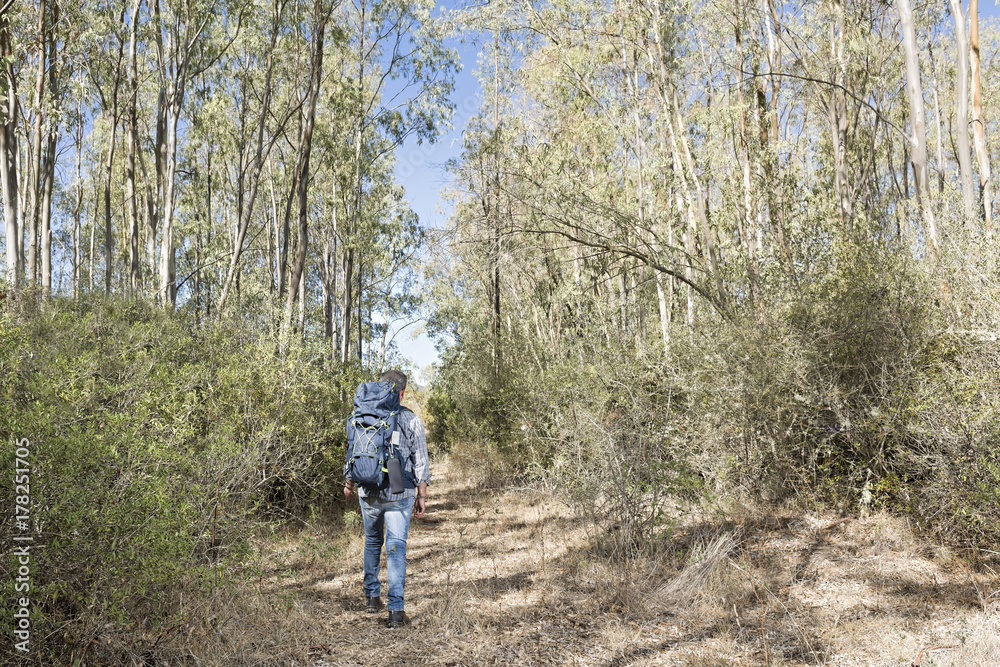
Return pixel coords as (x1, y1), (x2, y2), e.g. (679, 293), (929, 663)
(393, 1), (1000, 383)
(392, 6), (481, 384)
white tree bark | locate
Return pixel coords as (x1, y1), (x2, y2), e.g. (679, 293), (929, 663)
(0, 12), (21, 287)
(895, 0), (938, 256)
(950, 0), (976, 222)
(970, 0), (992, 229)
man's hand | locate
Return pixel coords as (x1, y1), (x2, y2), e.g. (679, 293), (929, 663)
(414, 482), (428, 518)
(344, 481), (355, 499)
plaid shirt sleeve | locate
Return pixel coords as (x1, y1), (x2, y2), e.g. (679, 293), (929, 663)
(402, 409), (431, 487)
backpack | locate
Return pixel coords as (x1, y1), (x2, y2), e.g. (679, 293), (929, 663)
(345, 381), (404, 492)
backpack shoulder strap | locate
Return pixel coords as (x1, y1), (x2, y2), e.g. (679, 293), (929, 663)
(386, 410), (400, 457)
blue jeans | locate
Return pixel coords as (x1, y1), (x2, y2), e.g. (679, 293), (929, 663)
(359, 495), (413, 611)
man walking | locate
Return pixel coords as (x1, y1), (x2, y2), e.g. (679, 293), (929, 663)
(344, 369), (430, 628)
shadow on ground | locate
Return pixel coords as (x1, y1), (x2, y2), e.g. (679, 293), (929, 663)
(286, 462), (997, 667)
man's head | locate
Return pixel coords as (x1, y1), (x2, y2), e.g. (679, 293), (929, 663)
(380, 369), (408, 396)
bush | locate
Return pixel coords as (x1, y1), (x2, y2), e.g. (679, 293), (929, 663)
(430, 237), (1000, 567)
(900, 330), (1000, 543)
(0, 294), (352, 663)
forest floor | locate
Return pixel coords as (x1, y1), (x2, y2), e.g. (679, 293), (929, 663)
(262, 459), (999, 666)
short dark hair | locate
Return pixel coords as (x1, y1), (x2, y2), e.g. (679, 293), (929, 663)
(380, 369), (407, 393)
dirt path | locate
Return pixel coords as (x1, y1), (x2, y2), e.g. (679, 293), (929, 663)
(284, 459), (998, 666)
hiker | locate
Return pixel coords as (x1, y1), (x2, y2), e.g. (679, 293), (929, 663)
(343, 369), (430, 628)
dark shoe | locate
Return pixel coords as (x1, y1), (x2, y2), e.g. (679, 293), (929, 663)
(365, 596), (382, 614)
(387, 610), (410, 628)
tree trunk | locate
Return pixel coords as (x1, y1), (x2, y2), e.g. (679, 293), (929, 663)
(126, 0), (141, 292)
(104, 88), (122, 294)
(322, 237), (332, 337)
(671, 91), (724, 309)
(160, 90), (183, 306)
(267, 155), (278, 293)
(40, 132), (55, 298)
(157, 0), (205, 308)
(828, 0), (853, 232)
(73, 100), (82, 297)
(277, 130), (299, 299)
(217, 0), (285, 314)
(205, 207), (212, 318)
(950, 0), (976, 223)
(282, 0), (328, 348)
(357, 255), (363, 362)
(341, 3), (366, 365)
(895, 0), (938, 257)
(970, 0), (992, 230)
(736, 13), (760, 305)
(330, 215), (338, 364)
(27, 0), (47, 287)
(89, 176), (98, 291)
(322, 189), (338, 363)
(764, 0), (791, 273)
(40, 0), (60, 298)
(490, 34), (502, 374)
(297, 262), (306, 334)
(1, 8), (22, 286)
(201, 139), (212, 314)
(492, 211), (501, 370)
(340, 246), (354, 363)
(150, 0), (167, 296)
(928, 43), (947, 202)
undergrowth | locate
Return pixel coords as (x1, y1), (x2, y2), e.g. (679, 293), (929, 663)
(0, 293), (361, 664)
(429, 242), (1000, 570)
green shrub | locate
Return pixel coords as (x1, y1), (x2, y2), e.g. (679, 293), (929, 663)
(0, 294), (353, 663)
(429, 236), (1000, 562)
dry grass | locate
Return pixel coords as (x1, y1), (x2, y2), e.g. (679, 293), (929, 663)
(130, 458), (999, 666)
(650, 531), (738, 610)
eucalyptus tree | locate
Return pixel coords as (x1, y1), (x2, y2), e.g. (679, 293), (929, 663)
(308, 95), (431, 367)
(215, 0), (295, 315)
(21, 0), (67, 296)
(37, 0), (63, 297)
(896, 0), (937, 256)
(153, 0), (241, 308)
(425, 0), (1000, 553)
(3, 0), (75, 293)
(174, 74), (227, 318)
(125, 0), (142, 292)
(431, 0), (989, 400)
(26, 0), (48, 286)
(949, 0), (975, 223)
(970, 0), (991, 228)
(448, 0), (731, 355)
(82, 1), (127, 294)
(280, 0), (335, 349)
(334, 0), (457, 364)
(1, 3), (23, 286)
(442, 24), (517, 370)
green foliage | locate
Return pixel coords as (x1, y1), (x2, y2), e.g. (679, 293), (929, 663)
(343, 509), (362, 532)
(428, 211), (1000, 555)
(704, 241), (934, 496)
(0, 295), (353, 663)
(425, 383), (463, 452)
(898, 328), (1000, 543)
(430, 0), (1000, 576)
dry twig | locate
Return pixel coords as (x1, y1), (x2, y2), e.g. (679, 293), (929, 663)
(910, 643), (958, 666)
